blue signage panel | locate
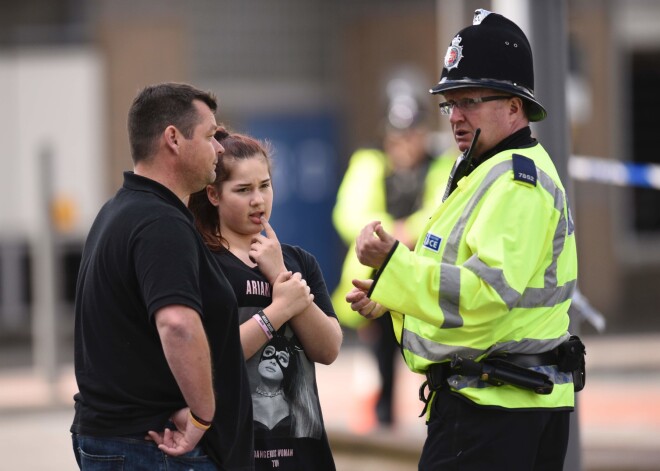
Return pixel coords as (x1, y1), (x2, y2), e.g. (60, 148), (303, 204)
(246, 112), (343, 292)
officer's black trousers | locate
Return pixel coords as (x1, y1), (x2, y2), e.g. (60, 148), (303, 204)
(418, 385), (571, 471)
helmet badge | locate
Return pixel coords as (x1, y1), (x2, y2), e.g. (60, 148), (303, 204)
(444, 35), (463, 71)
(472, 8), (492, 25)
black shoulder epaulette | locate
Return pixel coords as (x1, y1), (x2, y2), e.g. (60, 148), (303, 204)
(511, 153), (537, 186)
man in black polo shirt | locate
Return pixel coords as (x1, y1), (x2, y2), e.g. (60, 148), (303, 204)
(71, 83), (253, 470)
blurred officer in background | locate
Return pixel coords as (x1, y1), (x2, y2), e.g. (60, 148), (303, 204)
(347, 9), (584, 470)
(331, 70), (456, 429)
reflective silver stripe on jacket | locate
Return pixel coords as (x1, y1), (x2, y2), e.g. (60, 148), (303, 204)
(404, 332), (570, 363)
(462, 167), (576, 310)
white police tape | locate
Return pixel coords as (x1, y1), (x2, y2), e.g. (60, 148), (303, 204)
(569, 155), (660, 190)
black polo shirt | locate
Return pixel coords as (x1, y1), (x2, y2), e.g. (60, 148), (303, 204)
(71, 172), (253, 470)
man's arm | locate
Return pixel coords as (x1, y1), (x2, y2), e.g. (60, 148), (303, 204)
(150, 305), (215, 455)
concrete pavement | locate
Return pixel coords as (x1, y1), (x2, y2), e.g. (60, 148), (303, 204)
(1, 333), (659, 470)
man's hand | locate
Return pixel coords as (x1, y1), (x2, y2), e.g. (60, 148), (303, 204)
(346, 279), (388, 320)
(355, 221), (396, 269)
(249, 217), (286, 283)
(147, 407), (206, 456)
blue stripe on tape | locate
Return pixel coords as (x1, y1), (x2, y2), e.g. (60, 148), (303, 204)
(569, 155), (660, 190)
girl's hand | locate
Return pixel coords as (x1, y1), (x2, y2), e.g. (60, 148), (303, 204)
(249, 217), (286, 283)
(271, 271), (314, 320)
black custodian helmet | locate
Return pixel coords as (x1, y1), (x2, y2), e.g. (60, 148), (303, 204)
(430, 9), (547, 122)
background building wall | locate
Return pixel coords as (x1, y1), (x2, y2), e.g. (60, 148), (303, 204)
(1, 0), (659, 339)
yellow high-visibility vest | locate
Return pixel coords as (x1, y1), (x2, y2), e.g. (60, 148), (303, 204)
(370, 143), (578, 410)
(331, 148), (456, 328)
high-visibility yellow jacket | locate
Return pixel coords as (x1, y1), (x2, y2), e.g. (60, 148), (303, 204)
(369, 143), (578, 410)
(331, 148), (456, 328)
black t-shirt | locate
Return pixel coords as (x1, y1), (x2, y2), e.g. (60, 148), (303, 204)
(215, 245), (337, 471)
(71, 172), (253, 470)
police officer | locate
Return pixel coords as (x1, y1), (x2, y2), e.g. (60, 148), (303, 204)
(331, 79), (456, 428)
(346, 9), (580, 471)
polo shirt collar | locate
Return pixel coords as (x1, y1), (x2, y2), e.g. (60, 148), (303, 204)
(122, 171), (193, 222)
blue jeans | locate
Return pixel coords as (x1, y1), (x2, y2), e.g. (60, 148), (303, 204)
(72, 433), (219, 470)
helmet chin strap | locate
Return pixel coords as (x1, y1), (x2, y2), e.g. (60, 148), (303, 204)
(462, 127), (481, 172)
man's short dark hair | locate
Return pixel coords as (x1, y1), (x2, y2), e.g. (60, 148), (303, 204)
(128, 82), (218, 164)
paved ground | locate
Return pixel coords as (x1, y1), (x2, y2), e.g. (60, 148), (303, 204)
(318, 333), (660, 471)
(1, 333), (659, 470)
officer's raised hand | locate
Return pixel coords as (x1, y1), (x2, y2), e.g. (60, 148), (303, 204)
(355, 221), (396, 269)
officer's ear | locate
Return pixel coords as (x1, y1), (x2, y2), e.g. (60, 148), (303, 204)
(508, 96), (527, 119)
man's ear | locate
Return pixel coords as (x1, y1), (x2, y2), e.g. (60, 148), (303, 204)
(206, 184), (220, 207)
(164, 125), (180, 153)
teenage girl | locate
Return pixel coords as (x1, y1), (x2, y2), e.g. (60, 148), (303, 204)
(188, 128), (342, 471)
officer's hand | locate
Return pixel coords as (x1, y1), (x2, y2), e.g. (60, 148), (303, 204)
(355, 221), (396, 269)
(346, 279), (387, 320)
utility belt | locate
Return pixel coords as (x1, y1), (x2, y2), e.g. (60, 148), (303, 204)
(419, 335), (586, 416)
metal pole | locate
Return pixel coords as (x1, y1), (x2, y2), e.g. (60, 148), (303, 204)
(529, 1), (571, 184)
(31, 144), (59, 403)
(526, 2), (583, 470)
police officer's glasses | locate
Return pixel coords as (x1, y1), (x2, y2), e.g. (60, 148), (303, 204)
(438, 95), (513, 115)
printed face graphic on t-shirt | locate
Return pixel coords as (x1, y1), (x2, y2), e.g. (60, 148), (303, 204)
(258, 343), (290, 382)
